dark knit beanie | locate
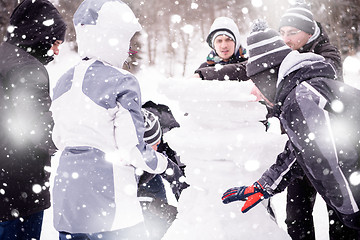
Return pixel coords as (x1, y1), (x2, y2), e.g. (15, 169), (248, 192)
(142, 109), (162, 146)
(246, 20), (292, 78)
(279, 3), (315, 35)
(7, 0), (67, 64)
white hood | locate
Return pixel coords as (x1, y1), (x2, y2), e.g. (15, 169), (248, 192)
(206, 17), (242, 53)
(73, 0), (142, 68)
(277, 50), (325, 87)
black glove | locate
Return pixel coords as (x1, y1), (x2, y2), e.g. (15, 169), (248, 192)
(138, 171), (156, 185)
(161, 159), (189, 200)
(158, 141), (187, 176)
(147, 198), (178, 223)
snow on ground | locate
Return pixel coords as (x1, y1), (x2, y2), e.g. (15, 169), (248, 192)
(42, 43), (360, 239)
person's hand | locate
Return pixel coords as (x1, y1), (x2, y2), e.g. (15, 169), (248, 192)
(250, 85), (264, 101)
(222, 181), (270, 213)
(161, 159), (190, 200)
(250, 85), (274, 107)
(187, 73), (201, 79)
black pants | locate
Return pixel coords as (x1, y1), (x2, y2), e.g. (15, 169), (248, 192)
(0, 211), (44, 240)
(59, 222), (148, 240)
(285, 177), (359, 240)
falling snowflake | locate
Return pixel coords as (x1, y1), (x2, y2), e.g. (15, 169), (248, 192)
(330, 99), (344, 113)
(251, 0), (263, 8)
(349, 171), (360, 186)
(32, 184), (42, 194)
(166, 168), (174, 176)
(244, 160), (260, 172)
(191, 3), (198, 9)
(43, 19), (54, 26)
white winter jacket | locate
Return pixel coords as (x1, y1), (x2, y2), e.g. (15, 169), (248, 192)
(51, 0), (167, 233)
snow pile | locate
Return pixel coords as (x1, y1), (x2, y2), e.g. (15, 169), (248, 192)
(41, 43), (360, 240)
(343, 53), (360, 89)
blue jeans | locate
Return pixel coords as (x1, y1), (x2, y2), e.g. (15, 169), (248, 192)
(59, 222), (148, 240)
(0, 211), (44, 240)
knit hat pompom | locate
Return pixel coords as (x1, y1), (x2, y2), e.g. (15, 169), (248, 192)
(246, 19), (292, 77)
(142, 109), (162, 146)
(251, 19), (268, 33)
(279, 2), (315, 35)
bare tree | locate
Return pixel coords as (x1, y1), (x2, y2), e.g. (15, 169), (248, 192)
(312, 0), (360, 56)
(56, 0), (82, 50)
(0, 0), (20, 41)
(1, 0), (359, 74)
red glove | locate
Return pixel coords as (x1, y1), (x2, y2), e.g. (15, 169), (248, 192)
(222, 181), (270, 213)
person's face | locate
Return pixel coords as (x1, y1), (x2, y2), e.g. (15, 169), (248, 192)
(251, 68), (279, 107)
(151, 140), (161, 151)
(279, 26), (311, 50)
(214, 35), (235, 61)
(49, 40), (63, 56)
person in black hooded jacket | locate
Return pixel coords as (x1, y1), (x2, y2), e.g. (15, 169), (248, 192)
(138, 102), (187, 240)
(0, 0), (66, 239)
(222, 21), (360, 236)
(276, 3), (357, 240)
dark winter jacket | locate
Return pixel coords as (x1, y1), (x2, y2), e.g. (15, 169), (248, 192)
(258, 51), (360, 229)
(0, 0), (65, 222)
(139, 101), (187, 200)
(300, 22), (343, 81)
(194, 48), (249, 81)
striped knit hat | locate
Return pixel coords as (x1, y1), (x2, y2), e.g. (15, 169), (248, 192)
(211, 30), (236, 49)
(279, 3), (315, 35)
(246, 20), (292, 77)
(142, 108), (162, 146)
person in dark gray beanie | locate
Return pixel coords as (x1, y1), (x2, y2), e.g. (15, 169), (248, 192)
(278, 3), (351, 240)
(138, 106), (188, 240)
(246, 20), (292, 105)
(250, 2), (343, 104)
(278, 2), (342, 80)
(279, 3), (315, 35)
(222, 20), (360, 236)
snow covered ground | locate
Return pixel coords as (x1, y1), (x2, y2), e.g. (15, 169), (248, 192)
(42, 43), (360, 240)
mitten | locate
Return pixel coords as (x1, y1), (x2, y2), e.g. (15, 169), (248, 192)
(222, 181), (270, 213)
(161, 159), (189, 200)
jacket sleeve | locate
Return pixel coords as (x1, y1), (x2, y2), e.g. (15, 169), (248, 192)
(315, 42), (343, 81)
(194, 62), (249, 81)
(114, 74), (168, 174)
(8, 64), (56, 153)
(258, 140), (304, 195)
(268, 83), (359, 214)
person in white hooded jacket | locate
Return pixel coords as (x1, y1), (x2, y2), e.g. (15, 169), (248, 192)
(50, 0), (188, 239)
(192, 17), (249, 81)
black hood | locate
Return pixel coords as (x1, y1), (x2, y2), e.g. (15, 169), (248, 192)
(6, 0), (66, 65)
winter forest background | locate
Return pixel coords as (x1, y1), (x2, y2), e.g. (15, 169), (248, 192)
(1, 0), (360, 77)
(1, 0), (360, 240)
